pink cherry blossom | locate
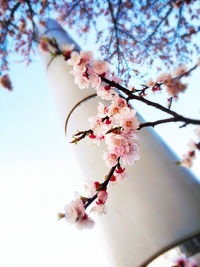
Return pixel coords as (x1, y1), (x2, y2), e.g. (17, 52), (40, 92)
(97, 190), (108, 205)
(62, 43), (74, 53)
(165, 78), (187, 99)
(105, 133), (128, 156)
(88, 116), (110, 136)
(108, 96), (127, 117)
(97, 102), (109, 117)
(103, 152), (118, 168)
(156, 73), (169, 83)
(173, 65), (187, 77)
(84, 180), (97, 198)
(68, 51), (80, 66)
(64, 196), (85, 224)
(115, 167), (128, 183)
(39, 37), (49, 52)
(188, 140), (196, 150)
(112, 75), (122, 84)
(119, 108), (139, 131)
(87, 68), (101, 87)
(80, 50), (93, 65)
(114, 95), (127, 109)
(146, 78), (155, 87)
(122, 142), (140, 165)
(90, 204), (106, 215)
(156, 71), (187, 99)
(73, 72), (89, 89)
(73, 63), (87, 74)
(96, 84), (118, 101)
(75, 214), (95, 230)
(173, 255), (197, 267)
(181, 156), (193, 168)
(93, 60), (109, 74)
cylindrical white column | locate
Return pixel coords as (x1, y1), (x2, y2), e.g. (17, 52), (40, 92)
(39, 19), (200, 267)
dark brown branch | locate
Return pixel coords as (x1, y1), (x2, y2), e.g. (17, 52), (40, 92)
(107, 0), (121, 73)
(1, 2), (21, 40)
(84, 159), (119, 210)
(70, 129), (93, 144)
(175, 64), (198, 80)
(24, 0), (38, 41)
(144, 4), (174, 43)
(139, 117), (200, 129)
(101, 76), (200, 127)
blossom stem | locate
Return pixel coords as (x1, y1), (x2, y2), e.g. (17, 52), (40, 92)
(70, 129), (93, 143)
(84, 158), (120, 210)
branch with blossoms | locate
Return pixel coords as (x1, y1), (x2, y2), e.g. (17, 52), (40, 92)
(100, 74), (200, 128)
(40, 37), (200, 228)
(58, 158), (127, 229)
(176, 128), (200, 168)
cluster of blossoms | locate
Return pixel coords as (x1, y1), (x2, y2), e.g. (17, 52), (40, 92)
(130, 64), (195, 108)
(143, 65), (190, 102)
(68, 49), (139, 167)
(58, 192), (95, 230)
(41, 41), (140, 228)
(178, 127), (200, 168)
(172, 255), (198, 267)
(155, 65), (188, 100)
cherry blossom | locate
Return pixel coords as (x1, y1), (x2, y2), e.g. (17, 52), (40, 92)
(90, 204), (106, 215)
(62, 193), (94, 229)
(64, 195), (85, 224)
(103, 152), (119, 168)
(39, 37), (49, 52)
(84, 180), (97, 198)
(97, 190), (108, 205)
(179, 126), (200, 168)
(156, 72), (187, 99)
(0, 74), (12, 91)
(75, 214), (94, 230)
(64, 193), (94, 229)
(68, 51), (81, 66)
(93, 60), (109, 75)
(172, 255), (198, 267)
(115, 167), (128, 183)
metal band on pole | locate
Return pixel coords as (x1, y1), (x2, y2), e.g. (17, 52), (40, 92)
(64, 93), (97, 135)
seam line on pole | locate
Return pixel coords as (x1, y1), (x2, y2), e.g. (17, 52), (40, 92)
(64, 93), (97, 135)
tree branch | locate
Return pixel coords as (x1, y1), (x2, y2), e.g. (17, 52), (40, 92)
(84, 159), (119, 210)
(101, 76), (200, 127)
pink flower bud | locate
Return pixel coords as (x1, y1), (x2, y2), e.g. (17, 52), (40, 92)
(97, 190), (108, 205)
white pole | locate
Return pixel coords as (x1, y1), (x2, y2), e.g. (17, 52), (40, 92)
(39, 19), (200, 267)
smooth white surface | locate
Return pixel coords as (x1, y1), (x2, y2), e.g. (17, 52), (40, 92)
(39, 19), (94, 125)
